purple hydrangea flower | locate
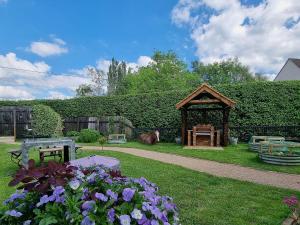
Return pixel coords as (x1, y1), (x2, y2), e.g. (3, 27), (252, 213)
(106, 189), (118, 201)
(53, 186), (65, 195)
(119, 214), (131, 225)
(107, 208), (115, 223)
(23, 220), (31, 225)
(4, 191), (27, 205)
(87, 173), (97, 183)
(142, 202), (152, 211)
(36, 194), (50, 207)
(95, 192), (108, 202)
(283, 196), (299, 207)
(151, 207), (162, 219)
(122, 188), (135, 202)
(69, 179), (81, 190)
(81, 188), (89, 200)
(131, 208), (143, 220)
(151, 220), (159, 225)
(82, 200), (95, 211)
(5, 210), (23, 217)
(138, 214), (150, 225)
(81, 216), (95, 225)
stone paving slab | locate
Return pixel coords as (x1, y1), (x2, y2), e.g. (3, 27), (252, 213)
(82, 146), (300, 191)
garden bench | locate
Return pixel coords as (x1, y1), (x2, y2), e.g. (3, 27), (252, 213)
(107, 134), (127, 144)
(39, 147), (63, 163)
(8, 149), (22, 166)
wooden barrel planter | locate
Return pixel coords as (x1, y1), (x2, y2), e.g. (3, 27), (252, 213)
(259, 153), (300, 166)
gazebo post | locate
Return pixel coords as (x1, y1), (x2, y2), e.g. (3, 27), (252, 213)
(181, 108), (187, 145)
(222, 108), (230, 146)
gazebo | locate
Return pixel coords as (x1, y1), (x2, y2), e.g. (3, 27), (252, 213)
(176, 83), (236, 147)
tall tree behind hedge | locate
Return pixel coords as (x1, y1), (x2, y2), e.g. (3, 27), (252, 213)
(191, 58), (265, 85)
(116, 51), (199, 95)
(107, 58), (127, 95)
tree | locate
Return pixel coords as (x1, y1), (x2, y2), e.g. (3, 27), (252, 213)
(107, 58), (127, 95)
(191, 58), (257, 85)
(76, 84), (93, 97)
(116, 51), (199, 95)
(76, 68), (106, 97)
(88, 67), (106, 96)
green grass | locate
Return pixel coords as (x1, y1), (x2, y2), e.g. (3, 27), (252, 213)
(81, 141), (300, 174)
(0, 143), (298, 225)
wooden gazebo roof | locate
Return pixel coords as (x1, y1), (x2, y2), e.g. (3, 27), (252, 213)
(176, 83), (236, 109)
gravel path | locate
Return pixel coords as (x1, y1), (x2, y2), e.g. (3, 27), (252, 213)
(82, 146), (300, 191)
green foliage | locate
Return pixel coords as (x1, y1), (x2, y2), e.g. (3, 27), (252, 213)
(192, 58), (262, 85)
(76, 84), (93, 97)
(31, 105), (63, 138)
(98, 136), (107, 150)
(77, 129), (100, 143)
(116, 51), (200, 95)
(66, 131), (80, 137)
(107, 58), (127, 95)
(0, 81), (299, 130)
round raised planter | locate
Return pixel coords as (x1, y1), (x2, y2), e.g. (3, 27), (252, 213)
(259, 153), (300, 166)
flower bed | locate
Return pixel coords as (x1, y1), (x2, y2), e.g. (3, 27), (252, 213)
(0, 160), (179, 225)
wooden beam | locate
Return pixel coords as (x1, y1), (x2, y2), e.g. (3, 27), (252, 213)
(189, 99), (221, 104)
(222, 108), (230, 146)
(187, 107), (223, 111)
(181, 108), (188, 145)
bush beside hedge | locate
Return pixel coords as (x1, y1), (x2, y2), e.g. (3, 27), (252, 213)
(1, 81), (299, 129)
(31, 105), (64, 137)
(77, 129), (100, 143)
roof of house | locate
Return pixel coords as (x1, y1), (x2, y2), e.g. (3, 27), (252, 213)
(274, 58), (300, 81)
(290, 58), (300, 68)
(176, 83), (236, 109)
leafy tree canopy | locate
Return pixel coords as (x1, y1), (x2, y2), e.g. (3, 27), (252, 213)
(116, 51), (199, 95)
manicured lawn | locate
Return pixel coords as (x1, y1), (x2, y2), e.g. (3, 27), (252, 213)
(82, 141), (300, 174)
(0, 143), (298, 225)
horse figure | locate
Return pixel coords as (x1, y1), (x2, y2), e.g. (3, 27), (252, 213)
(139, 130), (160, 145)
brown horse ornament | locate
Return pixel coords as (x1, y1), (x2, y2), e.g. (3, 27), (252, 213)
(139, 130), (160, 145)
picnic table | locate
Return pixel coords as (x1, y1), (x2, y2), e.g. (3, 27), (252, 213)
(20, 138), (76, 168)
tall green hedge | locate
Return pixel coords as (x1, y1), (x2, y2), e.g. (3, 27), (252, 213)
(1, 81), (299, 128)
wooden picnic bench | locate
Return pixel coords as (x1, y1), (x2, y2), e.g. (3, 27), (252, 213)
(39, 147), (63, 163)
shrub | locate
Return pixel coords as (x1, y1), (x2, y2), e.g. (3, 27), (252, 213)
(1, 164), (180, 225)
(31, 104), (64, 138)
(78, 129), (100, 143)
(98, 136), (107, 150)
(283, 196), (300, 224)
(66, 130), (80, 137)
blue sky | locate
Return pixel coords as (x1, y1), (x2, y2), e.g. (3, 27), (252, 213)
(0, 0), (195, 73)
(0, 0), (299, 99)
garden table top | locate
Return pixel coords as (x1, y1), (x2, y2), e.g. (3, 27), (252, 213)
(70, 155), (120, 171)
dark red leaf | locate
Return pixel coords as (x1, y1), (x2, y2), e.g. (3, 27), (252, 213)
(28, 159), (35, 169)
(21, 176), (35, 183)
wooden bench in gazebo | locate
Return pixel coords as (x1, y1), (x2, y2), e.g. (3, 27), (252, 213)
(176, 83), (236, 147)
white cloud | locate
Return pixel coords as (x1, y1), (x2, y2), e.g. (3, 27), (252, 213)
(172, 0), (300, 75)
(0, 52), (90, 99)
(0, 86), (33, 100)
(47, 91), (71, 100)
(0, 52), (50, 79)
(28, 37), (68, 57)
